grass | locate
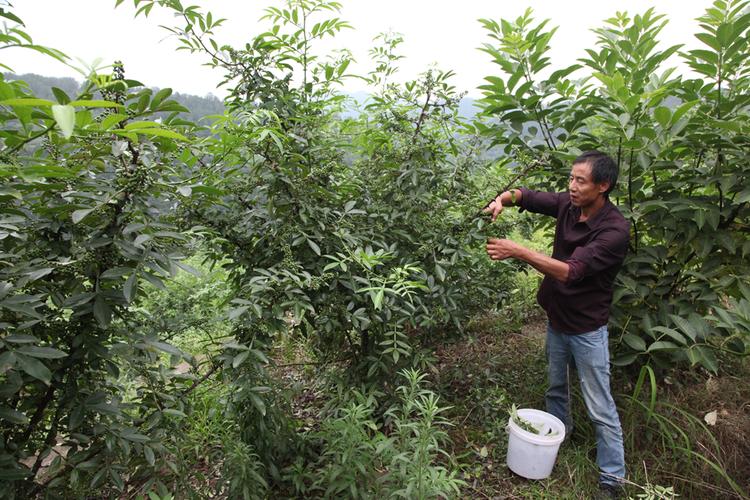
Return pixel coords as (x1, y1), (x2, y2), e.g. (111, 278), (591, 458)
(430, 314), (750, 499)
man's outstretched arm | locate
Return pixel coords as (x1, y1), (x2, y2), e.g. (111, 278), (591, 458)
(486, 238), (569, 283)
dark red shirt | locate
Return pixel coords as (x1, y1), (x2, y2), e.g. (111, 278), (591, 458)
(518, 188), (630, 334)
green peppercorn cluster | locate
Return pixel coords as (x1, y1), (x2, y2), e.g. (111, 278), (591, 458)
(117, 165), (152, 195)
(99, 61), (126, 106)
(306, 272), (334, 291)
(279, 243), (297, 271)
(304, 160), (336, 181)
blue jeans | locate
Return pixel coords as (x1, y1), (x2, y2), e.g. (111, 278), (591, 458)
(545, 323), (626, 486)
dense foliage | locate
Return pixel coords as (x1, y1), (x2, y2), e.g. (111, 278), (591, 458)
(477, 0), (750, 372)
(0, 1), (506, 498)
(0, 0), (748, 498)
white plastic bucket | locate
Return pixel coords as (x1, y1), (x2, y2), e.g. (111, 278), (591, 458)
(506, 408), (566, 479)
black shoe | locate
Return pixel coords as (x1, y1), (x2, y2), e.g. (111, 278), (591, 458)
(593, 482), (621, 500)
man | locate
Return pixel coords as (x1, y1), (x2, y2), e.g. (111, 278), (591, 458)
(484, 151), (629, 500)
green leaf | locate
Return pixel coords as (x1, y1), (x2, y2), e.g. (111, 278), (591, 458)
(90, 468), (108, 490)
(716, 23), (734, 47)
(144, 445), (155, 466)
(127, 127), (189, 141)
(70, 100), (125, 109)
(124, 121), (160, 131)
(697, 345), (718, 373)
(686, 346), (703, 366)
(233, 350), (249, 368)
(0, 98), (57, 107)
(190, 185), (225, 195)
(120, 430), (151, 443)
(3, 334), (38, 344)
(654, 107), (671, 128)
(0, 351), (15, 372)
(435, 263), (445, 281)
(100, 267), (135, 279)
(51, 87), (71, 105)
(697, 236), (713, 258)
(114, 131), (138, 142)
(163, 409), (186, 417)
(647, 341), (679, 352)
(307, 239), (321, 256)
(695, 209), (706, 230)
(28, 268), (53, 281)
(249, 393), (266, 416)
(69, 405), (85, 430)
(72, 208), (94, 224)
(16, 346), (67, 359)
(669, 314), (699, 342)
(123, 274), (138, 303)
(147, 341), (183, 357)
(140, 271), (166, 291)
(174, 261), (202, 277)
(99, 113), (128, 130)
(15, 353), (51, 384)
(150, 88), (172, 111)
(0, 468), (33, 480)
(228, 306), (250, 320)
(695, 32), (721, 51)
(651, 326), (686, 345)
(0, 405), (28, 423)
(610, 353), (639, 366)
(93, 295), (112, 327)
(713, 120), (743, 133)
(623, 333), (647, 351)
(110, 468), (124, 491)
(714, 231), (736, 253)
(735, 188), (750, 204)
(52, 105), (75, 139)
(689, 49), (719, 65)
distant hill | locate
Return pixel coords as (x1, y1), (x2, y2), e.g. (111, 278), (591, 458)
(2, 72), (226, 131)
(341, 90), (480, 119)
(2, 73), (484, 125)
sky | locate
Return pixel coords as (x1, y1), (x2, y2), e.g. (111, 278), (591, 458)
(2, 0), (709, 99)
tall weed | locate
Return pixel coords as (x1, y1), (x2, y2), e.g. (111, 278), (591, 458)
(285, 369), (464, 499)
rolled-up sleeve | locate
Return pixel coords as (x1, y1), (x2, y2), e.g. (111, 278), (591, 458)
(566, 226), (630, 285)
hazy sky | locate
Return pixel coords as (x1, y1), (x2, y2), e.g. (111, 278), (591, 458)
(3, 0), (709, 98)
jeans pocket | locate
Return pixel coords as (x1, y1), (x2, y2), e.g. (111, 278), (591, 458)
(580, 326), (604, 340)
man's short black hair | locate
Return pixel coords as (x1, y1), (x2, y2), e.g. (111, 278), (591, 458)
(573, 150), (619, 197)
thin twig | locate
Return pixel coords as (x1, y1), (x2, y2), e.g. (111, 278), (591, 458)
(472, 155), (547, 220)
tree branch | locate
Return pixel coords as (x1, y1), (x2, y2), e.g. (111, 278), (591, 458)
(472, 155), (546, 219)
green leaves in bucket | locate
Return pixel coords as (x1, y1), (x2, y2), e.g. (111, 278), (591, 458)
(510, 404), (559, 437)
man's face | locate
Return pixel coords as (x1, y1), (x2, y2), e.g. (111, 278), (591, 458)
(568, 161), (609, 208)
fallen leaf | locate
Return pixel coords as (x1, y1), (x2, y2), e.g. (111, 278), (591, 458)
(704, 410), (718, 426)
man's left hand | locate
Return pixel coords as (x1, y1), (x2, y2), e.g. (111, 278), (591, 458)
(486, 238), (519, 260)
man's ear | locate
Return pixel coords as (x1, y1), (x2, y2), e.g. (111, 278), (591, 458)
(598, 181), (611, 195)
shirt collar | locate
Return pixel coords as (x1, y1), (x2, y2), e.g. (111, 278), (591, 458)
(568, 198), (614, 229)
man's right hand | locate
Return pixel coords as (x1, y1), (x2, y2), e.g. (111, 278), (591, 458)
(484, 195), (504, 223)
